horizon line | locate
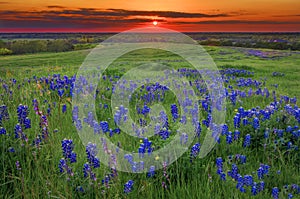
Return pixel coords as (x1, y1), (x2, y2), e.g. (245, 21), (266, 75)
(1, 31), (300, 34)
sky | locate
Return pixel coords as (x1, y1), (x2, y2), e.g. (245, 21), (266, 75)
(0, 0), (299, 32)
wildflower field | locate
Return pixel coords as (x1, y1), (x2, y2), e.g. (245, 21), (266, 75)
(0, 45), (300, 199)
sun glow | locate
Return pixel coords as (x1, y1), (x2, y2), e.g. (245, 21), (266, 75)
(153, 21), (158, 26)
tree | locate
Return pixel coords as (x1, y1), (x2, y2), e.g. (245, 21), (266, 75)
(0, 48), (13, 55)
(0, 40), (6, 48)
(47, 40), (74, 52)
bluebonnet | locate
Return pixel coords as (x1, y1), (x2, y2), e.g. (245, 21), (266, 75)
(244, 175), (253, 186)
(86, 143), (100, 168)
(8, 147), (15, 152)
(114, 110), (121, 125)
(287, 141), (293, 149)
(72, 106), (79, 121)
(17, 104), (29, 125)
(159, 128), (170, 140)
(0, 105), (9, 124)
(58, 158), (73, 175)
(62, 104), (67, 113)
(0, 127), (6, 135)
(124, 180), (134, 194)
(222, 124), (228, 135)
(234, 130), (240, 140)
(138, 144), (146, 158)
(190, 143), (200, 160)
(100, 121), (109, 133)
(272, 187), (279, 199)
(102, 175), (111, 187)
(253, 117), (260, 129)
(220, 172), (226, 181)
(195, 121), (201, 137)
(160, 111), (169, 129)
(234, 115), (240, 128)
(239, 155), (247, 164)
(243, 134), (251, 147)
(216, 157), (223, 171)
(226, 131), (233, 144)
(33, 135), (42, 147)
(47, 107), (51, 116)
(170, 104), (179, 121)
(243, 118), (248, 126)
(228, 164), (238, 180)
(83, 163), (96, 180)
(14, 123), (27, 141)
(286, 126), (293, 132)
(239, 187), (246, 193)
(24, 117), (31, 129)
(288, 193), (293, 199)
(58, 159), (66, 173)
(58, 89), (64, 97)
(263, 164), (270, 175)
(230, 90), (237, 105)
(251, 183), (258, 195)
(76, 186), (84, 193)
(147, 166), (155, 178)
(93, 121), (101, 134)
(141, 105), (150, 115)
(61, 139), (76, 163)
(259, 181), (265, 192)
(236, 174), (243, 190)
(140, 138), (153, 156)
(257, 166), (264, 180)
(154, 123), (160, 135)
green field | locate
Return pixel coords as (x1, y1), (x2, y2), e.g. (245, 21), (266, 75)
(0, 45), (299, 198)
(1, 46), (299, 98)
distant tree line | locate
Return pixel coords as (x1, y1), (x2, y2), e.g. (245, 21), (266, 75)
(0, 39), (74, 55)
(199, 40), (300, 51)
(1, 33), (300, 55)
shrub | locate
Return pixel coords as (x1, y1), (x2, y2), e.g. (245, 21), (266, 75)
(0, 48), (13, 55)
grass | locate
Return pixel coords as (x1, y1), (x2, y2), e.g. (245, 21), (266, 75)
(0, 45), (299, 198)
(1, 46), (299, 97)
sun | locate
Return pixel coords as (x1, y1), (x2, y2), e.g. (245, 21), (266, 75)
(153, 21), (158, 26)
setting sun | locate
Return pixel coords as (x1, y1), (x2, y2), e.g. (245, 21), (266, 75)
(153, 21), (158, 26)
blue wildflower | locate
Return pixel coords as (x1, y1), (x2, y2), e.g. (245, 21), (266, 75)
(124, 180), (134, 194)
(58, 89), (64, 97)
(171, 104), (179, 121)
(253, 117), (260, 129)
(259, 181), (265, 192)
(244, 175), (253, 186)
(272, 187), (279, 199)
(234, 130), (240, 140)
(86, 142), (100, 168)
(216, 157), (223, 170)
(239, 155), (247, 164)
(251, 183), (258, 195)
(62, 104), (67, 113)
(257, 166), (264, 180)
(61, 139), (76, 163)
(190, 143), (201, 160)
(24, 117), (31, 129)
(147, 166), (155, 178)
(226, 131), (233, 144)
(100, 121), (109, 133)
(0, 127), (6, 135)
(243, 134), (251, 147)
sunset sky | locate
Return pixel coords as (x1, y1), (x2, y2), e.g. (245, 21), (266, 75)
(0, 0), (299, 32)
